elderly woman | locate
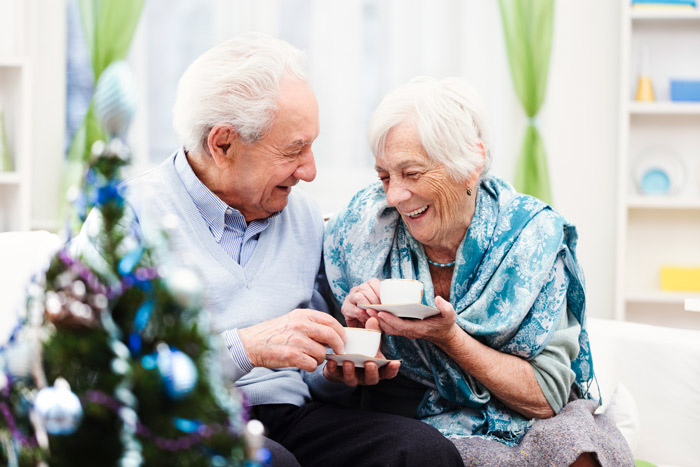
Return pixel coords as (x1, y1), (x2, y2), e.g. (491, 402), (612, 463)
(323, 77), (634, 466)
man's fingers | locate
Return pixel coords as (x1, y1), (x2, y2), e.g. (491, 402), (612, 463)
(296, 311), (346, 354)
(305, 309), (346, 335)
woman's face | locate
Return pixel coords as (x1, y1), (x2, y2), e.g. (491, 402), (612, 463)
(375, 122), (476, 253)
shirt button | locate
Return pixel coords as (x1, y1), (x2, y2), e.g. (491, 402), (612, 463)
(226, 208), (233, 215)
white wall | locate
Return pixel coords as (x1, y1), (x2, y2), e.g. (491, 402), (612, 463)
(301, 0), (623, 320)
(542, 1), (621, 320)
(26, 0), (622, 319)
(29, 0), (66, 232)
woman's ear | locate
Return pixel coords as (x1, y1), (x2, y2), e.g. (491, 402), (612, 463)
(207, 124), (236, 168)
(465, 141), (486, 189)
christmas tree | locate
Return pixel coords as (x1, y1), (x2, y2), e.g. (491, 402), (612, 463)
(0, 62), (266, 467)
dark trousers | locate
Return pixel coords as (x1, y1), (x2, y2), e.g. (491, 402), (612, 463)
(252, 402), (464, 467)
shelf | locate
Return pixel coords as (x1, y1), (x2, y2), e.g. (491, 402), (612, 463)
(626, 290), (700, 305)
(0, 57), (26, 67)
(631, 9), (700, 21)
(0, 172), (21, 184)
(627, 196), (700, 209)
(629, 101), (700, 115)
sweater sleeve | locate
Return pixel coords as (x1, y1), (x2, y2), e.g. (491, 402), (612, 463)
(529, 259), (580, 414)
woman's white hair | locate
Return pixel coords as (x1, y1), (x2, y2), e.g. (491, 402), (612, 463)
(173, 32), (308, 155)
(368, 77), (492, 181)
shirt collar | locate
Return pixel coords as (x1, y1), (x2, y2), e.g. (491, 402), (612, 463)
(174, 148), (230, 241)
(173, 148), (280, 241)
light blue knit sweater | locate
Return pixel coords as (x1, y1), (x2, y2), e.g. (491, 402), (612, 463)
(76, 153), (349, 407)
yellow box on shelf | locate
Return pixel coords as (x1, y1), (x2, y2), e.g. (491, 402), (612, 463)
(660, 266), (700, 292)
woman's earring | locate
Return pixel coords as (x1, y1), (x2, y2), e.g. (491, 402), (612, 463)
(467, 187), (473, 196)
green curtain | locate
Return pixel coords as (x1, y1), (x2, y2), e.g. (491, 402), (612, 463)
(60, 0), (145, 230)
(498, 0), (554, 204)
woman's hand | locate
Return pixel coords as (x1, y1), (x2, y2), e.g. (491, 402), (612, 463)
(375, 296), (460, 347)
(341, 278), (382, 328)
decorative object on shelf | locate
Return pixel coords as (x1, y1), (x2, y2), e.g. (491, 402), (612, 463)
(633, 148), (685, 195)
(631, 0), (697, 11)
(685, 298), (700, 312)
(660, 266), (700, 292)
(635, 44), (655, 102)
(0, 106), (11, 172)
(669, 79), (700, 102)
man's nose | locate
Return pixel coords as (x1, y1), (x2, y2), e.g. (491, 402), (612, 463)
(294, 150), (317, 182)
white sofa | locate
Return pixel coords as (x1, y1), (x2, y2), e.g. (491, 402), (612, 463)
(588, 318), (700, 467)
(1, 231), (699, 466)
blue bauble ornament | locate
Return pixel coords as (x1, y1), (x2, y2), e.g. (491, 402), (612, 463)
(155, 344), (198, 399)
(93, 61), (138, 138)
(34, 378), (83, 435)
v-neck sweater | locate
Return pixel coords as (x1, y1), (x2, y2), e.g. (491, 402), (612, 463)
(119, 153), (344, 406)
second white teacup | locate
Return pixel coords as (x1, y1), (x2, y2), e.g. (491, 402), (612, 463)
(343, 327), (381, 356)
(380, 279), (424, 304)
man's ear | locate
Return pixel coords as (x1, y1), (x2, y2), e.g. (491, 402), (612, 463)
(207, 125), (236, 168)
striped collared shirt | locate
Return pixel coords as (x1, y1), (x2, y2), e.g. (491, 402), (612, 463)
(174, 149), (275, 267)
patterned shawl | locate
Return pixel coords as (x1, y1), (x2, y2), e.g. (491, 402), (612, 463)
(323, 176), (595, 444)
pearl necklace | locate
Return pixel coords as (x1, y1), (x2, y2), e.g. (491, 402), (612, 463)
(426, 258), (455, 268)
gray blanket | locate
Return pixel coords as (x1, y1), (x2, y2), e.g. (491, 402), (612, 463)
(451, 399), (635, 466)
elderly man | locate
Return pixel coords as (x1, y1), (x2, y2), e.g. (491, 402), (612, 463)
(79, 34), (464, 467)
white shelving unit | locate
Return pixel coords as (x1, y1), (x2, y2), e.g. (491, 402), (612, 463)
(0, 1), (32, 232)
(616, 0), (700, 330)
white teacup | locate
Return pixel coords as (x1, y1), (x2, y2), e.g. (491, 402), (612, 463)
(343, 327), (381, 356)
(380, 279), (424, 304)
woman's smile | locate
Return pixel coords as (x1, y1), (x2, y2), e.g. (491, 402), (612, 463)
(403, 205), (429, 218)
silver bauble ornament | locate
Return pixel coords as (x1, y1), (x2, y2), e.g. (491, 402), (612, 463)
(5, 339), (34, 380)
(165, 268), (203, 308)
(93, 61), (138, 138)
(34, 378), (83, 435)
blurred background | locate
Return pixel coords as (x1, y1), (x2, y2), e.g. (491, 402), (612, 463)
(1, 0), (699, 329)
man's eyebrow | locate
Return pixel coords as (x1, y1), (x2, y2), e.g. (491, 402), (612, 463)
(285, 139), (309, 150)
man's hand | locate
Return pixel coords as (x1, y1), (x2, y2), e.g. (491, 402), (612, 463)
(238, 309), (345, 372)
(322, 317), (400, 386)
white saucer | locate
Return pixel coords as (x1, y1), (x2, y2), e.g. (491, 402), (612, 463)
(326, 353), (393, 368)
(358, 303), (440, 320)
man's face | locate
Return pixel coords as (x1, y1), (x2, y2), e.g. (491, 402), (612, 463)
(226, 79), (320, 222)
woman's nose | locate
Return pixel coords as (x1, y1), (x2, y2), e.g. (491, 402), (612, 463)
(384, 181), (411, 206)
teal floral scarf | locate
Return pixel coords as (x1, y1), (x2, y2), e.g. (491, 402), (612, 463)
(323, 176), (595, 444)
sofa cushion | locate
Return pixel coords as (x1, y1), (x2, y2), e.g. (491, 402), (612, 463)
(0, 230), (62, 342)
(587, 318), (700, 467)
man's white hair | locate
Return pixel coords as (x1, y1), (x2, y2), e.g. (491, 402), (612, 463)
(173, 32), (308, 155)
(368, 77), (492, 181)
